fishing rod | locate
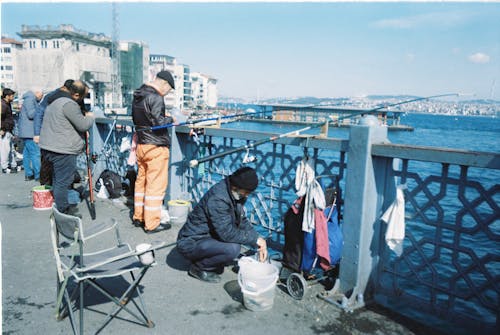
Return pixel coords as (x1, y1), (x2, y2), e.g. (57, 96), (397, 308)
(188, 93), (459, 168)
(365, 93), (459, 113)
(135, 109), (271, 132)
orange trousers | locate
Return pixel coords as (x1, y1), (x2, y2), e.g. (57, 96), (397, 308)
(133, 144), (170, 231)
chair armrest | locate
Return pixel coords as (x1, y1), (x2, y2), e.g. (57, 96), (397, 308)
(81, 218), (119, 243)
(76, 241), (176, 272)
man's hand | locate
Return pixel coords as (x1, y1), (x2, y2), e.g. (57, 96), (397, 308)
(85, 112), (94, 118)
(256, 237), (268, 262)
(0, 130), (4, 137)
(33, 136), (39, 143)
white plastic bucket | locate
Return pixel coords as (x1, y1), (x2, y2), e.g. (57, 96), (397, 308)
(238, 257), (279, 311)
(168, 199), (190, 225)
(32, 185), (53, 210)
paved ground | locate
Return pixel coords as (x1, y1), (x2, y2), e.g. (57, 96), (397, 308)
(1, 171), (447, 335)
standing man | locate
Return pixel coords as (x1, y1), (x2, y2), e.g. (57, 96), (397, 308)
(39, 81), (94, 217)
(132, 70), (175, 233)
(34, 79), (74, 186)
(177, 167), (268, 283)
(0, 88), (17, 174)
(18, 89), (43, 181)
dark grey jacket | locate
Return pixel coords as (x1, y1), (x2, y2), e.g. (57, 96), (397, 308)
(177, 178), (259, 255)
(132, 84), (173, 147)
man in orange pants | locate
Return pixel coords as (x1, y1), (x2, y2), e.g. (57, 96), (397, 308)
(132, 70), (175, 233)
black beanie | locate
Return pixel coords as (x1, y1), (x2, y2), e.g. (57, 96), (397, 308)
(229, 167), (259, 192)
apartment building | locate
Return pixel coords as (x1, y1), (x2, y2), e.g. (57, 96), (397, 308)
(0, 37), (23, 91)
(4, 24), (218, 114)
(15, 25), (114, 107)
(120, 41), (149, 109)
(191, 72), (218, 108)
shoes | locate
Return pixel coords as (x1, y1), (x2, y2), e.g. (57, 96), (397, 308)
(64, 206), (82, 219)
(2, 168), (11, 174)
(9, 167), (18, 174)
(132, 219), (144, 228)
(25, 175), (35, 181)
(188, 265), (221, 283)
(142, 223), (170, 234)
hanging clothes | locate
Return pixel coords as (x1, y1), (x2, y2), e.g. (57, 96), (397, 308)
(294, 157), (326, 233)
(282, 197), (305, 272)
(381, 186), (406, 256)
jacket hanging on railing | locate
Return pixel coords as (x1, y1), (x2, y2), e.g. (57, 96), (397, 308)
(282, 197), (305, 272)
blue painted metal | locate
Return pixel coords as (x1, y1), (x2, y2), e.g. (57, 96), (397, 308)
(86, 116), (499, 334)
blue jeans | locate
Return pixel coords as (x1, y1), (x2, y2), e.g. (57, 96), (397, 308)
(43, 150), (76, 212)
(22, 139), (40, 179)
(182, 238), (241, 272)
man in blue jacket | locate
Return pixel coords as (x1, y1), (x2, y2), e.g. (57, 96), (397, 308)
(18, 89), (43, 181)
(177, 167), (268, 283)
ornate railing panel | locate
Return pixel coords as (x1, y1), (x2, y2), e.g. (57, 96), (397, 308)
(88, 118), (499, 334)
(372, 143), (499, 334)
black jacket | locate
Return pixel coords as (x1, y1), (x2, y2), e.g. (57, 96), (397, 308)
(1, 98), (15, 132)
(176, 178), (259, 255)
(132, 84), (173, 147)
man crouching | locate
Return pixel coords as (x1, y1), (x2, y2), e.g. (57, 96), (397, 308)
(177, 167), (268, 283)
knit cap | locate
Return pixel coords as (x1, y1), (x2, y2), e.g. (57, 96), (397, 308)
(229, 167), (259, 192)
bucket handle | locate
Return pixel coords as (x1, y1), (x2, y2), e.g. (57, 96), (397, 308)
(238, 271), (278, 295)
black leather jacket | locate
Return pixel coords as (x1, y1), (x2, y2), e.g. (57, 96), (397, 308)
(132, 84), (173, 147)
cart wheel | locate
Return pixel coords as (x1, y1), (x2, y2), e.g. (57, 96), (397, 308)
(286, 272), (308, 300)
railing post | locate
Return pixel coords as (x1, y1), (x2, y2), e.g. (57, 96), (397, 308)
(321, 115), (393, 311)
(168, 128), (185, 201)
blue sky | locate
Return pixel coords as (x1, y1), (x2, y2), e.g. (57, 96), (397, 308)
(2, 1), (499, 100)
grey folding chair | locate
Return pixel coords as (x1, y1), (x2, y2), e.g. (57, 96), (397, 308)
(50, 205), (165, 334)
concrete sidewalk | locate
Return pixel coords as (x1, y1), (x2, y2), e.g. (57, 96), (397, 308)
(1, 171), (443, 335)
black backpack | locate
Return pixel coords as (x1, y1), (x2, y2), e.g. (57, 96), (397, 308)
(96, 170), (122, 199)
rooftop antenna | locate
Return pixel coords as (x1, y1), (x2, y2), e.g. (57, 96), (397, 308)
(111, 1), (122, 110)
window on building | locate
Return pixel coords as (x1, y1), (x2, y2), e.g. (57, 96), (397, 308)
(5, 66), (12, 70)
(42, 40), (48, 48)
(76, 43), (79, 51)
(3, 47), (11, 53)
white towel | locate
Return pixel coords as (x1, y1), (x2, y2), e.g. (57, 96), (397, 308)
(295, 158), (315, 197)
(381, 186), (405, 256)
(294, 158), (326, 233)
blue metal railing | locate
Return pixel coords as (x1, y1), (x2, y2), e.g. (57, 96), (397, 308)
(88, 116), (499, 335)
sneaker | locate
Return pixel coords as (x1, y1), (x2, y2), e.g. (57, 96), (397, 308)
(2, 168), (11, 174)
(188, 265), (221, 283)
(25, 175), (35, 181)
(9, 167), (17, 174)
(16, 166), (23, 172)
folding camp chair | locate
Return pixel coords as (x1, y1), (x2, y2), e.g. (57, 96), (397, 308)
(50, 205), (165, 334)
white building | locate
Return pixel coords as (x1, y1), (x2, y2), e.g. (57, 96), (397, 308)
(0, 37), (23, 91)
(15, 25), (114, 108)
(149, 54), (184, 110)
(191, 72), (218, 108)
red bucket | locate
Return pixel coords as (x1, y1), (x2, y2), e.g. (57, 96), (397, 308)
(32, 186), (54, 210)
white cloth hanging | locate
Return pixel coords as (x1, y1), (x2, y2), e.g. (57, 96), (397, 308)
(295, 158), (326, 233)
(295, 158), (315, 197)
(381, 186), (406, 256)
